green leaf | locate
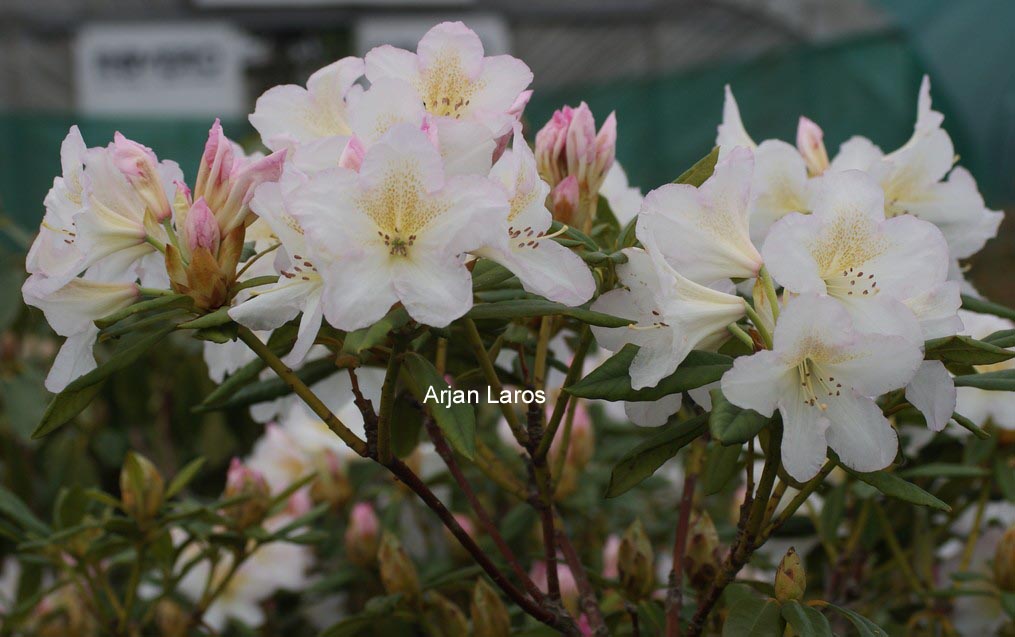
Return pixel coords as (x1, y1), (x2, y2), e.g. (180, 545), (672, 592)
(781, 601), (832, 637)
(996, 458), (1015, 502)
(53, 486), (88, 530)
(194, 358), (268, 412)
(952, 369), (1015, 391)
(0, 485), (50, 536)
(825, 604), (889, 637)
(898, 463), (989, 479)
(33, 324), (176, 439)
(402, 353), (476, 460)
(471, 259), (517, 291)
(1001, 591), (1015, 619)
(721, 584), (784, 637)
(342, 307), (410, 355)
(166, 457), (207, 499)
(674, 147), (720, 186)
(606, 414), (708, 498)
(961, 294), (1015, 322)
(703, 442), (741, 495)
(950, 412), (990, 439)
(708, 389), (770, 445)
(568, 345), (732, 401)
(466, 298), (632, 328)
(820, 482), (847, 546)
(984, 329), (1015, 349)
(196, 357), (336, 412)
(925, 334), (1015, 365)
(94, 294), (192, 329)
(177, 307), (234, 330)
(845, 468), (951, 512)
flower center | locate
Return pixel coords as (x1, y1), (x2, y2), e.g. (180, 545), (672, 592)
(360, 165), (449, 258)
(825, 266), (879, 298)
(420, 51), (478, 119)
(797, 358), (841, 410)
(507, 224), (568, 251)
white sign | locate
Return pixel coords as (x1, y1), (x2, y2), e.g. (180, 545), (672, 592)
(74, 23), (262, 117)
(355, 14), (510, 57)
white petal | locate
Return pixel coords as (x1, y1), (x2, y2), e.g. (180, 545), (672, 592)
(829, 136), (883, 172)
(906, 361), (955, 432)
(721, 350), (795, 417)
(748, 139), (809, 244)
(760, 213), (827, 296)
(45, 327), (99, 392)
(778, 386), (831, 481)
(820, 331), (922, 398)
(228, 279), (310, 331)
(624, 395), (682, 427)
(317, 253), (398, 331)
(600, 162), (643, 225)
(348, 77), (425, 145)
(417, 21), (485, 78)
(434, 118), (497, 177)
(477, 239), (594, 307)
(364, 45), (418, 84)
(392, 251), (473, 328)
(824, 393), (898, 473)
(866, 214), (950, 300)
(902, 166), (1003, 260)
(904, 281), (963, 340)
(716, 85), (755, 157)
(283, 287), (325, 367)
(807, 170), (885, 224)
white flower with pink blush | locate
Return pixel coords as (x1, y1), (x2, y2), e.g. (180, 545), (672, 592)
(722, 294), (923, 481)
(473, 125), (595, 307)
(364, 21), (533, 138)
(286, 123), (507, 330)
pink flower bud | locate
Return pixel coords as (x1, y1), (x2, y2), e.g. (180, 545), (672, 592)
(287, 488), (313, 517)
(347, 503), (381, 568)
(493, 91), (533, 163)
(550, 176), (580, 225)
(222, 457), (271, 529)
(796, 116), (829, 176)
(338, 136), (366, 172)
(217, 148), (287, 236)
(530, 561), (580, 616)
(195, 119), (237, 211)
(602, 534), (621, 579)
(184, 198), (220, 255)
(111, 132), (173, 222)
(535, 106), (573, 186)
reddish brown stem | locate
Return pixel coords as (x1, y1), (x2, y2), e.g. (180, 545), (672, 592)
(556, 528), (608, 636)
(665, 471), (698, 637)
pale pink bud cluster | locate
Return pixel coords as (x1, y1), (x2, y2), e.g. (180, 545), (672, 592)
(111, 132), (174, 222)
(535, 102), (617, 199)
(796, 116), (829, 176)
(193, 119), (287, 236)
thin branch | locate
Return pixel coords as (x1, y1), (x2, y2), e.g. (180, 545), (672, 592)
(557, 528), (608, 636)
(666, 440), (704, 637)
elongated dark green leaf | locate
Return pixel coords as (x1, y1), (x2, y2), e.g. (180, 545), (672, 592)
(471, 259), (517, 291)
(549, 220), (598, 252)
(674, 147), (720, 186)
(898, 463), (989, 479)
(176, 307), (232, 330)
(194, 358), (268, 412)
(166, 457), (207, 499)
(826, 604), (889, 637)
(33, 324), (176, 439)
(606, 414), (708, 497)
(952, 369), (1015, 391)
(94, 294), (193, 329)
(0, 485), (50, 536)
(925, 334), (1015, 365)
(703, 442), (741, 495)
(402, 353), (476, 460)
(342, 308), (410, 355)
(984, 329), (1015, 349)
(466, 299), (631, 328)
(198, 357), (337, 412)
(721, 585), (784, 637)
(781, 601), (832, 637)
(708, 389), (770, 445)
(846, 468), (951, 511)
(950, 412), (990, 439)
(961, 294), (1015, 322)
(569, 345), (732, 401)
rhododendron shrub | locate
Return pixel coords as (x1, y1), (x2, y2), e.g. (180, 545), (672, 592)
(3, 20), (1015, 637)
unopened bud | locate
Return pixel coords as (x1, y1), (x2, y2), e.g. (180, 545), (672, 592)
(311, 449), (353, 508)
(683, 510), (721, 592)
(444, 513), (479, 563)
(111, 132), (172, 222)
(796, 116), (829, 176)
(550, 176), (580, 225)
(185, 198), (221, 255)
(422, 591), (469, 637)
(994, 526), (1015, 592)
(471, 578), (511, 637)
(120, 452), (164, 525)
(530, 561), (580, 616)
(774, 547), (807, 602)
(344, 502), (380, 568)
(378, 531), (420, 604)
(618, 519), (655, 601)
(221, 458), (271, 530)
(155, 599), (190, 637)
(602, 534), (621, 579)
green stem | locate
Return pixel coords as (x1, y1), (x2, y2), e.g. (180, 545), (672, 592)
(758, 461), (834, 544)
(235, 242), (280, 278)
(727, 323), (755, 349)
(232, 274), (279, 294)
(744, 304), (773, 349)
(759, 265), (780, 321)
(376, 339), (406, 465)
(237, 327), (368, 456)
(139, 287), (176, 298)
(464, 318), (528, 445)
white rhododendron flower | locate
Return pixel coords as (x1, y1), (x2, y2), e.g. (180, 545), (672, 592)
(954, 310), (1015, 430)
(288, 123), (507, 330)
(249, 57), (365, 151)
(591, 248), (746, 390)
(762, 170), (961, 342)
(716, 86), (755, 158)
(364, 21), (533, 138)
(473, 125), (595, 306)
(722, 294), (923, 481)
(637, 147), (762, 283)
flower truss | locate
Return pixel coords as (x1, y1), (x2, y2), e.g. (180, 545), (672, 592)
(11, 19), (1015, 637)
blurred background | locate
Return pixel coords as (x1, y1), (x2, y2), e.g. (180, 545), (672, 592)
(2, 0), (1013, 306)
(0, 0), (1013, 483)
